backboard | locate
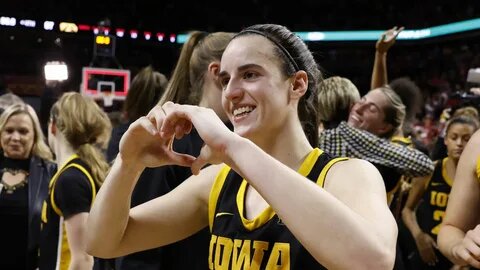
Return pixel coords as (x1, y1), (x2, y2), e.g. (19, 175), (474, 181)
(81, 67), (130, 100)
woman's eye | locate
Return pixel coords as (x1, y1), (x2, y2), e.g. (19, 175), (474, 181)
(220, 78), (229, 88)
(244, 72), (257, 80)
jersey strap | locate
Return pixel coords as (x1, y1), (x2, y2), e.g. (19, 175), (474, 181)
(49, 154), (96, 216)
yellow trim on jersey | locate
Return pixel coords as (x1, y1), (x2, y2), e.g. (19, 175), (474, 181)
(391, 136), (412, 146)
(298, 148), (323, 175)
(236, 180), (276, 231)
(59, 220), (71, 270)
(236, 148), (324, 231)
(316, 157), (348, 188)
(49, 154), (79, 190)
(209, 165), (232, 231)
(442, 157), (453, 187)
(476, 155), (480, 183)
(50, 154), (96, 216)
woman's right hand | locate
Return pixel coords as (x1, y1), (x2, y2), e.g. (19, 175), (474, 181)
(376, 26), (404, 54)
(118, 105), (196, 169)
(415, 232), (438, 266)
(451, 225), (480, 268)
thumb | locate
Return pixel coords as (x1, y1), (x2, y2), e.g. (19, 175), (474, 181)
(191, 145), (212, 175)
(165, 150), (196, 167)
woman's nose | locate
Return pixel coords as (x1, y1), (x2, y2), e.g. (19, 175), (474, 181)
(224, 81), (243, 103)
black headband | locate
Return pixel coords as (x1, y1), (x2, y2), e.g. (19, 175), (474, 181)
(239, 29), (300, 72)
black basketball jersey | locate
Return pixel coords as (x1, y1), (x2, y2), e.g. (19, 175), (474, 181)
(208, 148), (347, 269)
(39, 154), (97, 270)
(417, 158), (452, 240)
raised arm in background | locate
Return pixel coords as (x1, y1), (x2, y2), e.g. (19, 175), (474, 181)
(370, 26), (404, 90)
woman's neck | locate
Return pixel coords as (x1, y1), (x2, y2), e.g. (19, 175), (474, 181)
(55, 142), (76, 167)
(253, 115), (313, 171)
(445, 156), (457, 182)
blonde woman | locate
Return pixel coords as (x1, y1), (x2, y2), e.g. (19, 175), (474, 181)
(39, 92), (111, 270)
(0, 103), (55, 270)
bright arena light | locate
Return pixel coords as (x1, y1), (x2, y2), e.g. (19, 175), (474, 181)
(44, 61), (69, 81)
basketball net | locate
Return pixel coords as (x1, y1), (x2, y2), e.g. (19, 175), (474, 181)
(102, 91), (114, 107)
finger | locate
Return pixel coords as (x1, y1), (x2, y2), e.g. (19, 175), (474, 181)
(136, 116), (159, 136)
(162, 108), (198, 139)
(161, 118), (177, 139)
(171, 121), (193, 141)
(456, 245), (480, 267)
(146, 105), (167, 131)
(466, 230), (480, 258)
(175, 120), (188, 140)
(164, 150), (196, 167)
(182, 119), (193, 134)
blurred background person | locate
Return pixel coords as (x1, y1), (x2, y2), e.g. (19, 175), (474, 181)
(402, 115), (479, 269)
(438, 129), (480, 268)
(0, 93), (24, 114)
(0, 103), (55, 270)
(106, 65), (168, 162)
(39, 92), (111, 270)
(317, 76), (360, 131)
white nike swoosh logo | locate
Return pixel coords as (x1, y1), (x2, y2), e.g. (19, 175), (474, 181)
(216, 212), (234, 218)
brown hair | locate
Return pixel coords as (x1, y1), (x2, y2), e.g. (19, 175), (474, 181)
(158, 31), (234, 105)
(51, 92), (111, 186)
(378, 86), (406, 138)
(123, 65), (168, 121)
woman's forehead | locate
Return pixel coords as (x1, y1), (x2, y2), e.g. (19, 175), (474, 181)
(365, 89), (388, 106)
(222, 35), (277, 68)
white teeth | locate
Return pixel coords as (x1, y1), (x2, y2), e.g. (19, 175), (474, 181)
(233, 106), (254, 117)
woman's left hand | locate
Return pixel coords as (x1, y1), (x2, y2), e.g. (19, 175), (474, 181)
(160, 102), (238, 175)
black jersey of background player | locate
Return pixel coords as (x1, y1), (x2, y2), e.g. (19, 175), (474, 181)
(39, 155), (97, 270)
(417, 158), (452, 240)
(208, 148), (347, 269)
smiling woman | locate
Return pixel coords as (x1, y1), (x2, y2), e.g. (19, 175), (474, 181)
(0, 103), (55, 270)
(87, 23), (398, 270)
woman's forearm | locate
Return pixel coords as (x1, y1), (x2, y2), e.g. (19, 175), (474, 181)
(86, 156), (144, 258)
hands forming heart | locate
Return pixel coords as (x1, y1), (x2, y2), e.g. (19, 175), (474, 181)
(119, 102), (237, 175)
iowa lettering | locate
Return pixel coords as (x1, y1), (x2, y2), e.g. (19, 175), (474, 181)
(209, 235), (291, 270)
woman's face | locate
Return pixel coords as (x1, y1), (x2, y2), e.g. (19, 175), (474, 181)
(219, 35), (293, 140)
(348, 89), (392, 137)
(444, 122), (476, 161)
(1, 113), (35, 159)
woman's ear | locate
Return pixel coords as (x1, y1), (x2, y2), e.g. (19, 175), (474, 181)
(49, 120), (56, 136)
(208, 62), (222, 88)
(208, 62), (220, 77)
(290, 70), (308, 100)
